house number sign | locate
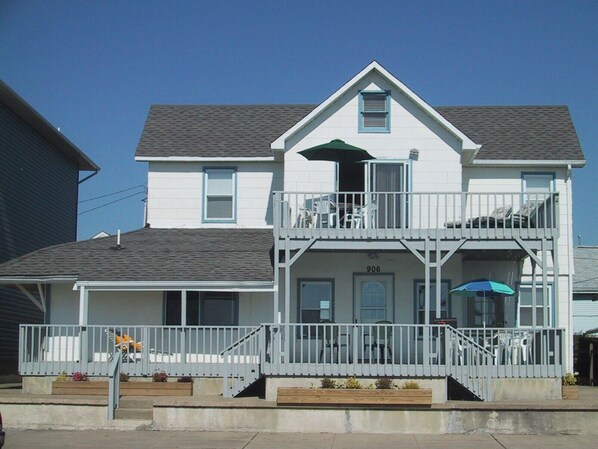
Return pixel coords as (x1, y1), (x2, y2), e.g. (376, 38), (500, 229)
(366, 266), (381, 273)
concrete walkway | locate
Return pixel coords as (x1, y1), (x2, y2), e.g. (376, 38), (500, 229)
(4, 429), (598, 449)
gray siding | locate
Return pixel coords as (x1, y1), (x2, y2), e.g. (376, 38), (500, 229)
(0, 101), (79, 373)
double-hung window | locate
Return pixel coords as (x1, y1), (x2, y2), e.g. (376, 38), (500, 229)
(164, 291), (239, 326)
(299, 280), (334, 337)
(359, 91), (390, 132)
(203, 168), (236, 222)
(518, 284), (552, 327)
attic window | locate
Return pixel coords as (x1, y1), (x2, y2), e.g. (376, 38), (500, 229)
(360, 91), (390, 132)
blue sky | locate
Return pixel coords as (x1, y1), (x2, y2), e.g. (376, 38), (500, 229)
(1, 1), (596, 243)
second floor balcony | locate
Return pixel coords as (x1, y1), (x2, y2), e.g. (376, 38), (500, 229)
(274, 191), (559, 241)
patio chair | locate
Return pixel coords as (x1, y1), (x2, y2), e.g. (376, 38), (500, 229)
(363, 320), (393, 363)
(297, 207), (314, 228)
(343, 203), (377, 229)
(318, 320), (350, 363)
(508, 202), (540, 228)
(313, 200), (337, 228)
(510, 330), (535, 364)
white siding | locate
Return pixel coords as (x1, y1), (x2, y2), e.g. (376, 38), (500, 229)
(573, 299), (598, 334)
(283, 72), (463, 194)
(146, 161), (282, 229)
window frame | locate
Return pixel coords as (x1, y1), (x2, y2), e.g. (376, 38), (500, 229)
(413, 280), (452, 333)
(359, 90), (391, 133)
(517, 283), (553, 328)
(202, 167), (237, 223)
(163, 291), (239, 326)
(297, 278), (335, 338)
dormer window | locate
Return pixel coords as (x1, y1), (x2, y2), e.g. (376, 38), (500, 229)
(359, 91), (390, 132)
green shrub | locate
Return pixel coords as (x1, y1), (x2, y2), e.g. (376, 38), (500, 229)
(119, 372), (130, 382)
(562, 372), (578, 386)
(320, 377), (336, 389)
(375, 377), (394, 389)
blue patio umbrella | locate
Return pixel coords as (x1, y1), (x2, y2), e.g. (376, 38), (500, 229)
(450, 278), (515, 328)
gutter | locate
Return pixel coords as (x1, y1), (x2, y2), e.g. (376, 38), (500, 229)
(79, 169), (100, 185)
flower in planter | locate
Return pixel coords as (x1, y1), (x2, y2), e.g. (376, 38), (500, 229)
(401, 380), (420, 390)
(152, 370), (168, 382)
(177, 376), (193, 383)
(71, 372), (88, 382)
(343, 377), (362, 389)
(119, 372), (130, 382)
(320, 377), (337, 389)
(375, 377), (395, 389)
(55, 371), (68, 382)
(562, 372), (578, 386)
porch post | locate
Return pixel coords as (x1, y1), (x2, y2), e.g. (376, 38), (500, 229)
(531, 258), (537, 328)
(435, 237), (442, 319)
(541, 238), (549, 327)
(284, 237), (291, 325)
(180, 290), (187, 371)
(274, 236), (280, 323)
(78, 286), (89, 374)
(424, 238), (431, 369)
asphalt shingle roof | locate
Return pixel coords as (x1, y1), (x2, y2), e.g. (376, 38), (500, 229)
(574, 247), (598, 293)
(0, 228), (274, 283)
(135, 105), (316, 158)
(135, 104), (583, 162)
(436, 106), (584, 161)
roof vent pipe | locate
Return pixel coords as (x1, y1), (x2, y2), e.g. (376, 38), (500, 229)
(117, 229), (121, 249)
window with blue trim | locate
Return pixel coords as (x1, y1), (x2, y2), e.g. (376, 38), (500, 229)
(360, 91), (390, 132)
(203, 168), (236, 222)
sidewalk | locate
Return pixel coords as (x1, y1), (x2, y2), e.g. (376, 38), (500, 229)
(4, 429), (598, 449)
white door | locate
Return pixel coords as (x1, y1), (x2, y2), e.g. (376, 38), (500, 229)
(354, 274), (394, 323)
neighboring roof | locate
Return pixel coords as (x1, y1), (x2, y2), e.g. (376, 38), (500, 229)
(135, 103), (584, 164)
(0, 228), (274, 284)
(0, 79), (99, 172)
(436, 106), (584, 164)
(135, 104), (315, 159)
(573, 246), (598, 294)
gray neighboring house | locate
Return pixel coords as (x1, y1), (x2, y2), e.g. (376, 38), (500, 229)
(0, 80), (98, 374)
(573, 246), (598, 334)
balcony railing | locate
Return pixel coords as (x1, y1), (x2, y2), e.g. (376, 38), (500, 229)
(274, 191), (559, 240)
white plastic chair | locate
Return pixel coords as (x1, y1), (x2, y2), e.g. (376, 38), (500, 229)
(313, 200), (337, 228)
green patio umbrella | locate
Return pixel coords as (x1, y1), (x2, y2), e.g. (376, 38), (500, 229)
(450, 278), (515, 328)
(298, 139), (375, 163)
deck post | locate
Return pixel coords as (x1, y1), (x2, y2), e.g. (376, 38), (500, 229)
(424, 238), (431, 371)
(181, 290), (187, 371)
(531, 258), (537, 328)
(78, 286), (89, 374)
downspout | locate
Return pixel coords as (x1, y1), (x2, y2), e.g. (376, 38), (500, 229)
(78, 169), (100, 185)
(566, 164), (574, 371)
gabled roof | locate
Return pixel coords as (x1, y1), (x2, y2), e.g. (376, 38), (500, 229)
(270, 61), (478, 155)
(437, 106), (584, 165)
(135, 105), (315, 159)
(574, 246), (598, 294)
(0, 79), (99, 172)
(134, 103), (583, 164)
(0, 228), (274, 286)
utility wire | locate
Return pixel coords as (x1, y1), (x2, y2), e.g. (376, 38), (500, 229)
(79, 184), (146, 203)
(78, 191), (145, 215)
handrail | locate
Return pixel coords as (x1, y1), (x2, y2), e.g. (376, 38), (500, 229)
(219, 326), (261, 356)
(107, 349), (121, 420)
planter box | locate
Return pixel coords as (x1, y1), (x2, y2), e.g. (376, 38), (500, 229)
(52, 381), (192, 396)
(562, 385), (579, 400)
(277, 387), (433, 407)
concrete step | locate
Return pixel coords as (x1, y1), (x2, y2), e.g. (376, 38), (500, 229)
(115, 407), (153, 420)
(118, 397), (155, 409)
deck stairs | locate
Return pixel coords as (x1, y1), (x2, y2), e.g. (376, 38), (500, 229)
(222, 326), (263, 398)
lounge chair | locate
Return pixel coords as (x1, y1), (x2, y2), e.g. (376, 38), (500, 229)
(446, 206), (512, 229)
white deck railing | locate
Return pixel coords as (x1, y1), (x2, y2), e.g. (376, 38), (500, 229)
(20, 323), (565, 399)
(274, 191), (558, 240)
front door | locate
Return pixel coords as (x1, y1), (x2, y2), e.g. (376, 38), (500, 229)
(353, 274), (394, 323)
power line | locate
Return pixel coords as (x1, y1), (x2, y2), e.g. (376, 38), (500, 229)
(79, 184), (146, 203)
(78, 191), (145, 215)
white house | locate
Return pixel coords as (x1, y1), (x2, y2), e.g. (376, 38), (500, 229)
(0, 62), (585, 402)
(573, 246), (598, 334)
